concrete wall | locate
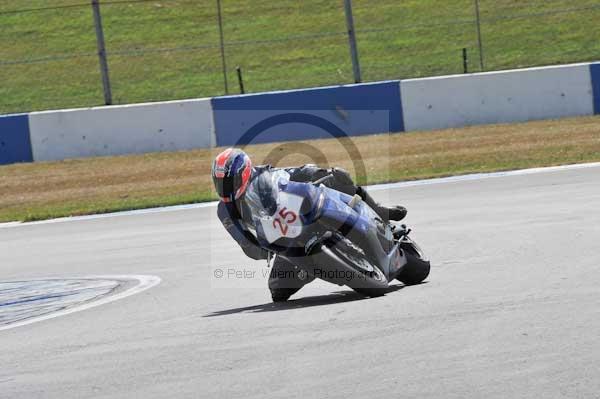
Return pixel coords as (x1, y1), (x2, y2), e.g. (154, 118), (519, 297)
(1, 61), (600, 165)
(28, 99), (215, 162)
(401, 63), (596, 132)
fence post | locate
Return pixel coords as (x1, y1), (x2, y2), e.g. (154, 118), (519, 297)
(463, 48), (468, 73)
(343, 0), (362, 83)
(216, 0), (229, 95)
(91, 0), (112, 105)
(474, 0), (485, 71)
(236, 66), (245, 94)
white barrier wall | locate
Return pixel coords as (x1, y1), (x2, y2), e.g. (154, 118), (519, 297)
(400, 63), (595, 132)
(28, 98), (215, 162)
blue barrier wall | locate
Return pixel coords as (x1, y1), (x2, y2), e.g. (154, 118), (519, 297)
(211, 81), (403, 146)
(590, 63), (600, 115)
(0, 114), (33, 165)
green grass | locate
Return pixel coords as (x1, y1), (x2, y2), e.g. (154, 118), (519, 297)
(1, 0), (600, 114)
(10, 192), (214, 223)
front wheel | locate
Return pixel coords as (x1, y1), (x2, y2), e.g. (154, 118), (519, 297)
(321, 236), (389, 297)
(396, 241), (430, 285)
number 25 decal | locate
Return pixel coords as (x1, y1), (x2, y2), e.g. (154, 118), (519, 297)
(272, 207), (297, 236)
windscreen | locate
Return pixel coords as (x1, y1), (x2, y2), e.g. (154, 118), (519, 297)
(245, 169), (290, 219)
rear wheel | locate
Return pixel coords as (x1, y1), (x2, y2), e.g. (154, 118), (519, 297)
(396, 241), (430, 285)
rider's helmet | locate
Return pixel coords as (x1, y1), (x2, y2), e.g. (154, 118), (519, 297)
(211, 148), (253, 202)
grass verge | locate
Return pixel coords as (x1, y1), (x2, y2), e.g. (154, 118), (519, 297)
(1, 115), (600, 223)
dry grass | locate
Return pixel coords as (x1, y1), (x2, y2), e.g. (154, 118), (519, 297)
(2, 115), (600, 222)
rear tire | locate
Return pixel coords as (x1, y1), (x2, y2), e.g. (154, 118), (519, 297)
(396, 243), (430, 285)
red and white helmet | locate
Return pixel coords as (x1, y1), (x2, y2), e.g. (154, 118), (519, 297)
(211, 148), (253, 202)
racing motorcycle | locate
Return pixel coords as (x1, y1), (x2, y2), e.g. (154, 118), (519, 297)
(245, 170), (431, 297)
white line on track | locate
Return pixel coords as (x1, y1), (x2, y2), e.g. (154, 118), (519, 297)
(0, 275), (161, 332)
(2, 161), (599, 228)
(368, 161), (600, 191)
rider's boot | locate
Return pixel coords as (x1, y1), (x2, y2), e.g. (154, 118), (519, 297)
(271, 287), (302, 302)
(356, 186), (407, 222)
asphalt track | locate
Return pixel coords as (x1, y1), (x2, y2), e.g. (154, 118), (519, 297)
(1, 164), (599, 398)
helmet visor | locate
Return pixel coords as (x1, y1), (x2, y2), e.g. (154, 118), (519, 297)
(214, 174), (235, 200)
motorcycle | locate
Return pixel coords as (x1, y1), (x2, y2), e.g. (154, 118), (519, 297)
(244, 170), (431, 297)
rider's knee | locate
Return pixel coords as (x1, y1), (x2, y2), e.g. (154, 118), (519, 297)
(327, 167), (356, 196)
(268, 257), (313, 289)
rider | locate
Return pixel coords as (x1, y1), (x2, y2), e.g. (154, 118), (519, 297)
(212, 147), (407, 302)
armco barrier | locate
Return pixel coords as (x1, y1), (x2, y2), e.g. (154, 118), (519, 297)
(400, 63), (596, 132)
(211, 81), (403, 146)
(0, 114), (33, 165)
(28, 99), (215, 162)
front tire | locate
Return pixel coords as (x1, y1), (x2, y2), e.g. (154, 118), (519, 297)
(324, 236), (389, 297)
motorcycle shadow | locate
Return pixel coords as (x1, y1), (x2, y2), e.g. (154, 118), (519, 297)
(203, 283), (406, 317)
